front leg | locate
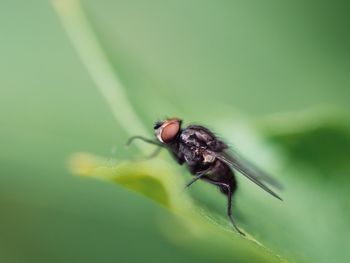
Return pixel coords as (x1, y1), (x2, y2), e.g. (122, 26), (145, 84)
(127, 136), (164, 160)
(126, 135), (163, 147)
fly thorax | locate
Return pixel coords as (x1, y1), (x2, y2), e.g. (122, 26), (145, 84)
(203, 152), (215, 163)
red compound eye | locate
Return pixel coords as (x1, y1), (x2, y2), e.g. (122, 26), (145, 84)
(160, 120), (180, 143)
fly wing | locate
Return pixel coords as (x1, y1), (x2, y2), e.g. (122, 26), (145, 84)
(227, 148), (283, 190)
(211, 150), (283, 201)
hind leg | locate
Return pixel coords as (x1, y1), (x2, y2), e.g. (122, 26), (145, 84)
(225, 184), (245, 236)
(207, 179), (245, 236)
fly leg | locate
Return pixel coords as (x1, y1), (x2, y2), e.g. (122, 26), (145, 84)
(126, 136), (164, 160)
(184, 171), (206, 189)
(145, 147), (162, 159)
(126, 136), (163, 147)
(226, 184), (245, 236)
(204, 179), (245, 236)
(184, 167), (213, 189)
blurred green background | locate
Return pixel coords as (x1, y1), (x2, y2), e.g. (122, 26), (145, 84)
(1, 0), (349, 262)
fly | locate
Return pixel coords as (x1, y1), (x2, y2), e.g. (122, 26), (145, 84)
(127, 118), (283, 235)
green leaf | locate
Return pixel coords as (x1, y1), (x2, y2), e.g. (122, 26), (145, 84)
(69, 152), (287, 263)
(243, 109), (350, 263)
(185, 109), (350, 263)
(54, 0), (349, 262)
(261, 109), (350, 178)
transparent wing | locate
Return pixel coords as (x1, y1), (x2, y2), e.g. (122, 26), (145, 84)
(211, 150), (283, 201)
(228, 148), (283, 190)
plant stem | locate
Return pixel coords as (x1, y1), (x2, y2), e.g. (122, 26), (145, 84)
(52, 0), (150, 153)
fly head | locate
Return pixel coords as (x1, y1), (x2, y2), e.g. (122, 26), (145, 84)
(154, 118), (182, 144)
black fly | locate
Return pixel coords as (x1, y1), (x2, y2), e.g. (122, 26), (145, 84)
(127, 118), (282, 235)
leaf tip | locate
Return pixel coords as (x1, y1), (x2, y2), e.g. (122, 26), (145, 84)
(68, 152), (104, 176)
